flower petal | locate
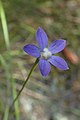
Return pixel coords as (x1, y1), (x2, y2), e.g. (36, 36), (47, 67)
(38, 58), (51, 76)
(49, 56), (69, 70)
(36, 27), (48, 51)
(23, 44), (40, 58)
(48, 39), (66, 54)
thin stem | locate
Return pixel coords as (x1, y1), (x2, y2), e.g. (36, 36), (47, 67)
(9, 58), (39, 110)
(0, 0), (10, 50)
(0, 1), (20, 119)
(11, 78), (20, 120)
(3, 106), (9, 120)
(0, 54), (10, 120)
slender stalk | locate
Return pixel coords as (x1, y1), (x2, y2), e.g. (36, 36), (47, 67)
(0, 1), (19, 119)
(3, 106), (9, 120)
(11, 78), (20, 120)
(0, 54), (10, 120)
(0, 0), (10, 50)
(9, 58), (39, 110)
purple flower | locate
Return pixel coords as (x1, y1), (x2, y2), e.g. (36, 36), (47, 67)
(23, 27), (69, 76)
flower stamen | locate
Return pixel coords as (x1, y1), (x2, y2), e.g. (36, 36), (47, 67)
(41, 48), (52, 59)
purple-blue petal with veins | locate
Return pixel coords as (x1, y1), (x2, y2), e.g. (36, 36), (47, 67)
(23, 44), (40, 58)
(48, 39), (66, 54)
(48, 56), (69, 70)
(36, 27), (48, 51)
(38, 58), (51, 76)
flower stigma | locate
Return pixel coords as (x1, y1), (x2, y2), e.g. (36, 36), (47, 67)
(41, 48), (52, 59)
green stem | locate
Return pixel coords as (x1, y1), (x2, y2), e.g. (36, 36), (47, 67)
(9, 58), (39, 110)
(3, 106), (9, 120)
(0, 1), (20, 119)
(0, 55), (10, 120)
(0, 0), (10, 50)
(11, 78), (20, 120)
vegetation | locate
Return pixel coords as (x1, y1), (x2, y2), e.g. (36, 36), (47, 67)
(0, 0), (80, 120)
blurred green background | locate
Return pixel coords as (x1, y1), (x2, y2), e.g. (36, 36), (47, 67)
(0, 0), (80, 120)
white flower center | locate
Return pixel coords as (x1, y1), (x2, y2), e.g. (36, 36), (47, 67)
(41, 48), (52, 59)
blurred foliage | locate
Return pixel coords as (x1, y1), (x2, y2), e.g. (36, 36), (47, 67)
(0, 0), (80, 120)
